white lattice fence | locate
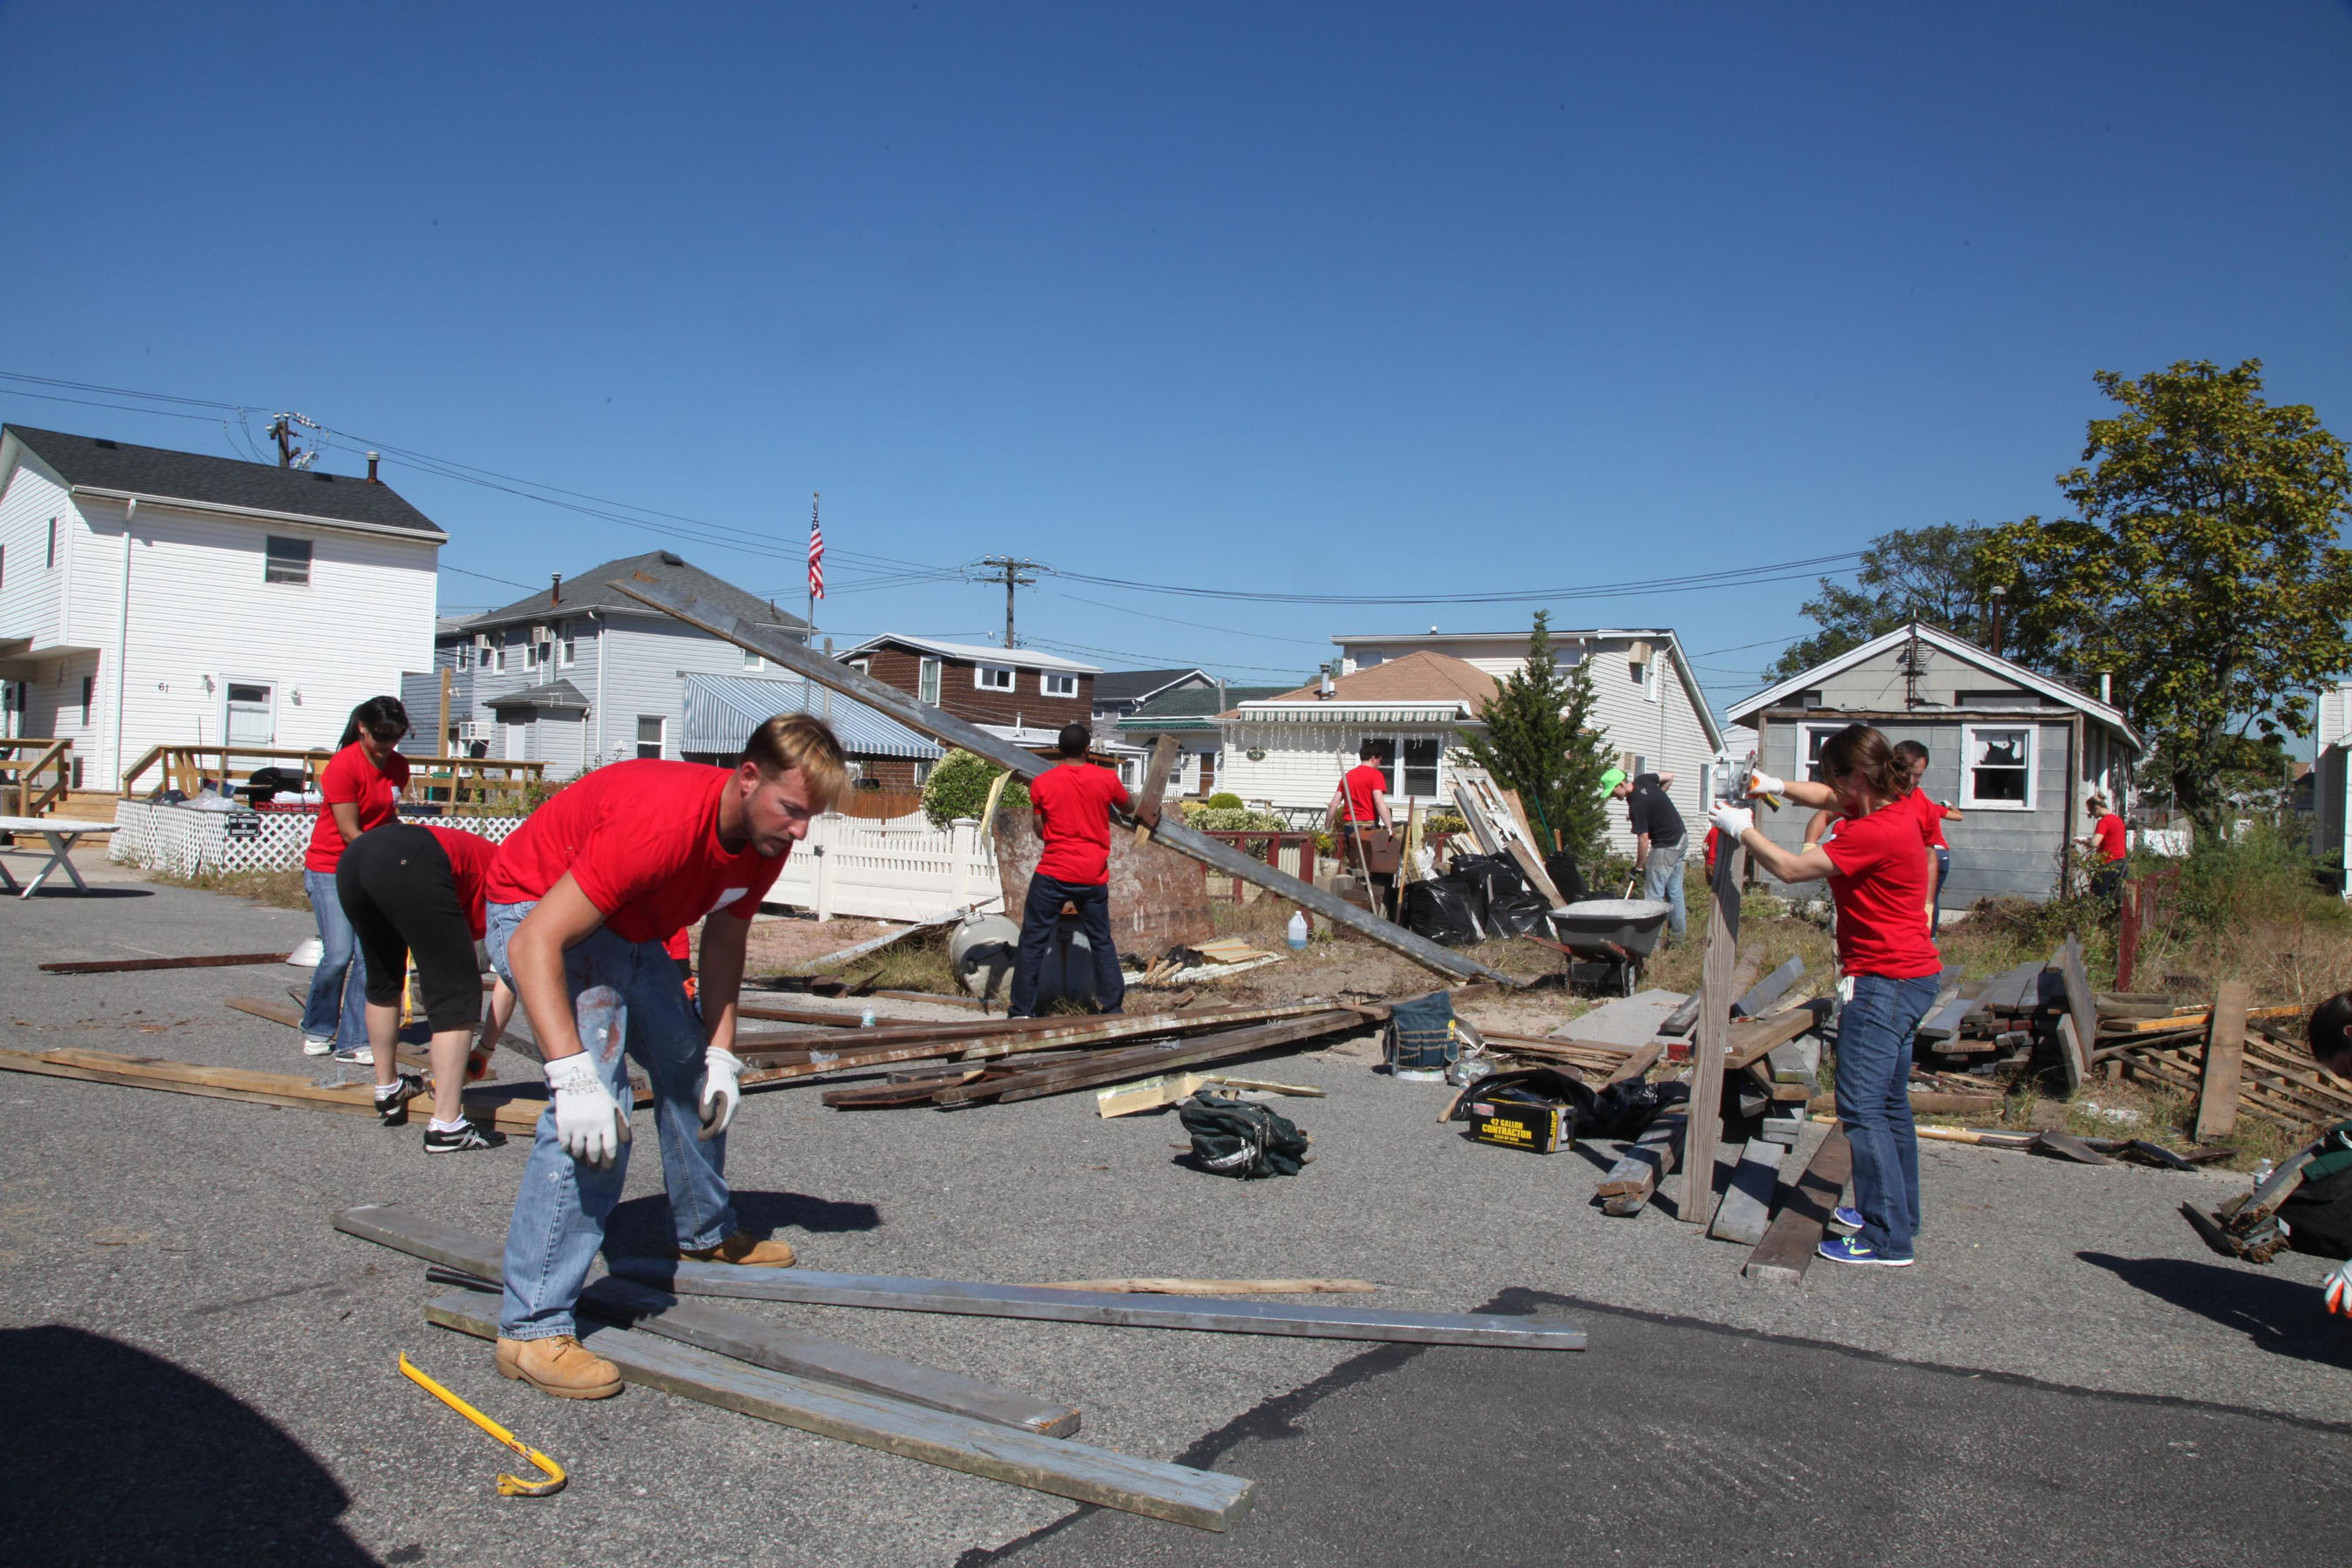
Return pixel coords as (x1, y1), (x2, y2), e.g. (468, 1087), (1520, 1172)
(109, 801), (528, 877)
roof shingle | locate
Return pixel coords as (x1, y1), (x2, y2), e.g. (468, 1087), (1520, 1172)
(6, 424), (447, 538)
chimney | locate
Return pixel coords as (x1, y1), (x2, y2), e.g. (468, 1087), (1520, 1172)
(2099, 672), (2112, 705)
(365, 451), (381, 483)
(1988, 585), (2006, 660)
(1318, 664), (1335, 700)
(551, 573), (562, 606)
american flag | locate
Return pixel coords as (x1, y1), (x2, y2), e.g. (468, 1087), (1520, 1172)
(807, 494), (825, 600)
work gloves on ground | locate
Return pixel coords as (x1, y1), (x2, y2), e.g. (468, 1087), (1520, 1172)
(1708, 801), (1754, 842)
(544, 1051), (629, 1170)
(2323, 1260), (2352, 1316)
(698, 1046), (745, 1141)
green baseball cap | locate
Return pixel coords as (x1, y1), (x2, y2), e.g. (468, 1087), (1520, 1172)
(1599, 767), (1626, 793)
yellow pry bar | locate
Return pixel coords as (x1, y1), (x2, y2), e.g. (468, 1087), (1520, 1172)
(398, 1352), (567, 1497)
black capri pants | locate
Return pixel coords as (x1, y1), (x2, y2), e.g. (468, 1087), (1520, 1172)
(335, 824), (482, 1034)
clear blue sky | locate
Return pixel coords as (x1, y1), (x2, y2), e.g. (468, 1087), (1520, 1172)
(3, 3), (2346, 717)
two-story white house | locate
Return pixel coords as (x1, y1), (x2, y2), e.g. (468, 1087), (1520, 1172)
(0, 425), (444, 794)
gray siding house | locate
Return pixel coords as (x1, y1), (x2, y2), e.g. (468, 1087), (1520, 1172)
(401, 551), (808, 776)
(1726, 623), (2145, 909)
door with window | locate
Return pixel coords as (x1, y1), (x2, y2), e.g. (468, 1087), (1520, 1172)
(224, 682), (274, 747)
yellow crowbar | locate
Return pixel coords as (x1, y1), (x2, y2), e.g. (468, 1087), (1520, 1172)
(398, 1353), (567, 1497)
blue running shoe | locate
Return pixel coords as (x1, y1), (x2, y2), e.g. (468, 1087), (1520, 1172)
(1828, 1206), (1864, 1236)
(1818, 1235), (1913, 1267)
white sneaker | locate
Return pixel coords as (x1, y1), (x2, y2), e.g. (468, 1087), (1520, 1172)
(331, 1044), (374, 1065)
(301, 1035), (335, 1057)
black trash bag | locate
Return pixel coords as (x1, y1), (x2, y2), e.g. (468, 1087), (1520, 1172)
(1544, 850), (1592, 905)
(1453, 854), (1526, 910)
(1582, 1076), (1688, 1141)
(1178, 1092), (1309, 1179)
(1401, 877), (1486, 947)
(1483, 889), (1552, 938)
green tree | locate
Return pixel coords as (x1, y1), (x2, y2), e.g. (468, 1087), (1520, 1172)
(1984, 360), (2352, 836)
(1456, 612), (1618, 869)
(919, 749), (1029, 829)
(1768, 523), (1997, 679)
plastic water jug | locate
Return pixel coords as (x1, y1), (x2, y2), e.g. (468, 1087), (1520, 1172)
(1287, 911), (1309, 951)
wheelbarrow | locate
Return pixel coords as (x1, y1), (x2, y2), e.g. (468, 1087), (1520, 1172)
(1522, 898), (1673, 997)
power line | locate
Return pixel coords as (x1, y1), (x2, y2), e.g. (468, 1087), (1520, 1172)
(1044, 554), (1864, 607)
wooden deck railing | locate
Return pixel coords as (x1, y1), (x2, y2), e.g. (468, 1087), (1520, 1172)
(120, 744), (548, 812)
(0, 738), (72, 818)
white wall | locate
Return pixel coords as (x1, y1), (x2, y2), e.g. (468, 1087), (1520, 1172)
(1215, 720), (1474, 813)
(0, 463), (72, 650)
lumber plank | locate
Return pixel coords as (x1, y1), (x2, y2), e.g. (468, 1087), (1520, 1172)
(1726, 1003), (1823, 1071)
(1033, 1279), (1375, 1295)
(1708, 1138), (1785, 1246)
(2195, 979), (2249, 1142)
(1658, 991), (1700, 1038)
(949, 1010), (1363, 1106)
(419, 1292), (1246, 1529)
(331, 1206), (1080, 1436)
(1733, 956), (1804, 1019)
(2057, 938), (2099, 1074)
(0, 1044), (379, 1116)
(1131, 736), (1182, 843)
(1915, 990), (1984, 1042)
(1596, 1112), (1683, 1213)
(1744, 1125), (1851, 1286)
(1602, 1041), (1664, 1087)
(1804, 1089), (2002, 1116)
(609, 1258), (1585, 1351)
(2055, 1014), (2088, 1092)
(609, 574), (1511, 985)
(42, 950), (291, 975)
(1685, 843), (1742, 1226)
(791, 909), (969, 973)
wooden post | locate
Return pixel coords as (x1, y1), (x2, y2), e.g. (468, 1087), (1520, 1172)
(2194, 979), (2249, 1141)
(2116, 875), (2140, 991)
(1132, 736), (1179, 844)
(1683, 841), (1743, 1224)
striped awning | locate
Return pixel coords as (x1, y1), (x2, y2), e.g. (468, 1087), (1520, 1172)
(680, 674), (943, 760)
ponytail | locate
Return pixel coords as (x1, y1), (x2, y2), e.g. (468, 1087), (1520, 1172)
(339, 695), (411, 748)
(1816, 724), (1906, 803)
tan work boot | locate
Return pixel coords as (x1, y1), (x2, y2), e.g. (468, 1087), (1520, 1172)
(495, 1335), (622, 1399)
(674, 1231), (797, 1267)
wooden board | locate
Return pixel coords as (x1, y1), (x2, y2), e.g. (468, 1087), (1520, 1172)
(1726, 1003), (1823, 1072)
(41, 950), (291, 975)
(1685, 843), (1743, 1226)
(1558, 990), (1687, 1049)
(1603, 1042), (1664, 1087)
(1708, 1138), (1786, 1246)
(332, 1206), (1079, 1436)
(2056, 937), (2099, 1069)
(1743, 1125), (1851, 1286)
(995, 809), (1215, 956)
(1732, 956), (1804, 1019)
(610, 1258), (1586, 1351)
(1596, 1112), (1683, 1215)
(2195, 979), (2249, 1142)
(420, 1292), (1247, 1530)
(936, 1010), (1363, 1107)
(1131, 736), (1182, 842)
(1915, 990), (1984, 1042)
(2055, 1013), (2088, 1092)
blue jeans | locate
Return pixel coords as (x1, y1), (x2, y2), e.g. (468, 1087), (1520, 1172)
(1008, 873), (1125, 1017)
(1930, 848), (1950, 936)
(1835, 971), (1943, 1260)
(487, 901), (737, 1342)
(301, 868), (368, 1047)
(1641, 836), (1688, 941)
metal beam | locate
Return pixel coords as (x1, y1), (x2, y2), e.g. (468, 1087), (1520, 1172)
(606, 577), (1511, 985)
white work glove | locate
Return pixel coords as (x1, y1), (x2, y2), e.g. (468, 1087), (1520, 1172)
(2324, 1259), (2352, 1316)
(544, 1051), (629, 1170)
(1709, 801), (1754, 841)
(698, 1046), (744, 1141)
(1748, 769), (1786, 798)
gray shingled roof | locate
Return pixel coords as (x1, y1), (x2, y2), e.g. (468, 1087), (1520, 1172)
(5, 424), (447, 538)
(463, 551), (808, 635)
(484, 679), (589, 712)
(1119, 684), (1292, 730)
(1093, 668), (1206, 705)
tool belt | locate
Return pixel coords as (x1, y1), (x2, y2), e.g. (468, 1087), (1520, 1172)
(1341, 821), (1400, 875)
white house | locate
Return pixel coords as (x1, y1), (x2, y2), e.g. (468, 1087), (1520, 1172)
(0, 425), (444, 794)
(2310, 682), (2352, 896)
(1327, 629), (1727, 854)
(1213, 651), (1500, 822)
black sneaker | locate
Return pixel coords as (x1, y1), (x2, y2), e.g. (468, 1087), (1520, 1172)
(375, 1072), (423, 1126)
(423, 1121), (499, 1153)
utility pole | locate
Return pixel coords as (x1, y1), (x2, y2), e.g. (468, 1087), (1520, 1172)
(269, 416), (294, 467)
(977, 556), (1039, 649)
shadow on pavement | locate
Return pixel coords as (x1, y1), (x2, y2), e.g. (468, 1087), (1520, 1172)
(605, 1189), (882, 1255)
(2078, 1251), (2352, 1368)
(17, 885), (156, 899)
(1, 1325), (378, 1566)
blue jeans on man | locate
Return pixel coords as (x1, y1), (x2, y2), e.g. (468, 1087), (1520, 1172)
(1008, 873), (1125, 1017)
(301, 868), (369, 1048)
(1641, 835), (1687, 941)
(486, 901), (736, 1342)
(1835, 971), (1944, 1260)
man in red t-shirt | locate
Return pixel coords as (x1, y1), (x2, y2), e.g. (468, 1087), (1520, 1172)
(1009, 724), (1133, 1018)
(2082, 794), (2130, 902)
(1327, 740), (1396, 917)
(483, 714), (847, 1401)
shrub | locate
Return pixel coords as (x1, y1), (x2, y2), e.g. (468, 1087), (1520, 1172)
(1191, 807), (1288, 833)
(1205, 792), (1246, 810)
(920, 749), (1029, 829)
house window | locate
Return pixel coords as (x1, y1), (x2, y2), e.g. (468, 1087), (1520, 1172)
(80, 674), (93, 724)
(976, 665), (1015, 692)
(264, 536), (312, 586)
(494, 636), (509, 673)
(918, 659), (942, 706)
(1041, 672), (1078, 699)
(1798, 725), (1843, 784)
(450, 642), (469, 672)
(849, 658), (870, 677)
(560, 622), (577, 667)
(742, 645), (763, 671)
(1957, 688), (2044, 708)
(1400, 737), (1440, 799)
(1962, 725), (2036, 809)
(636, 716), (666, 760)
(1796, 690), (1824, 709)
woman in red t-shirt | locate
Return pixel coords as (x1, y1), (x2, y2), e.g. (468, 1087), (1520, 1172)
(1714, 725), (1942, 1268)
(299, 697), (413, 1060)
(2082, 794), (2130, 902)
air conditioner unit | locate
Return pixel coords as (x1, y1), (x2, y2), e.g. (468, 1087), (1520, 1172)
(531, 625), (554, 646)
(456, 720), (483, 742)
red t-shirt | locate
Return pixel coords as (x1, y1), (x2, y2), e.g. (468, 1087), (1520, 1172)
(1341, 763), (1385, 824)
(487, 760), (786, 943)
(424, 826), (497, 940)
(1031, 762), (1131, 885)
(1903, 787), (1954, 850)
(2092, 813), (2128, 862)
(1819, 801), (1942, 979)
(304, 743), (410, 873)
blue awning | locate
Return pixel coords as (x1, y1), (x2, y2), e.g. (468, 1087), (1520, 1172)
(680, 673), (943, 760)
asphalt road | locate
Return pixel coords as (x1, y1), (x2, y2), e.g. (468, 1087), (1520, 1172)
(4, 852), (2349, 1566)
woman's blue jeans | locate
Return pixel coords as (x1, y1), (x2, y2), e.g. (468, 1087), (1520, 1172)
(1835, 971), (1943, 1260)
(487, 901), (737, 1342)
(301, 868), (368, 1047)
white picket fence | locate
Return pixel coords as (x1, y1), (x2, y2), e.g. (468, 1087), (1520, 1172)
(108, 799), (997, 923)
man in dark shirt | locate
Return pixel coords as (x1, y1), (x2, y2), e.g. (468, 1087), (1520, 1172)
(1009, 723), (1133, 1017)
(1621, 771), (1688, 941)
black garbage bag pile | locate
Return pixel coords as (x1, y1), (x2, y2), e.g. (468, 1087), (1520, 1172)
(1453, 853), (1552, 936)
(1178, 1092), (1310, 1179)
(1401, 877), (1486, 946)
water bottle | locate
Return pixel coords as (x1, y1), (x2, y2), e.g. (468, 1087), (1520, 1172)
(1287, 911), (1309, 951)
(860, 1006), (876, 1028)
(2254, 1158), (2274, 1184)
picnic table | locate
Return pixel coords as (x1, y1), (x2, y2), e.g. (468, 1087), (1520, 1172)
(0, 816), (120, 898)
